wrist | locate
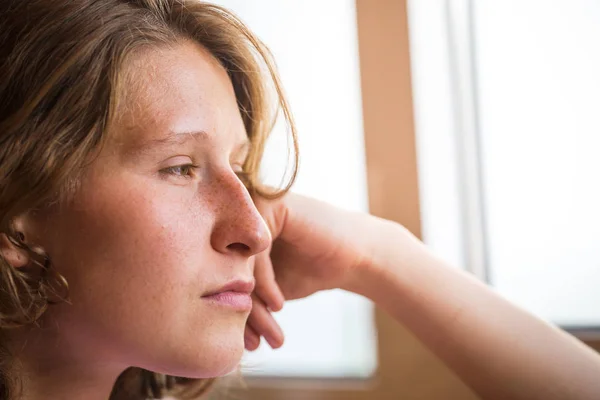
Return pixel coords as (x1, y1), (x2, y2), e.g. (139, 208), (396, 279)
(345, 217), (431, 303)
(343, 217), (405, 299)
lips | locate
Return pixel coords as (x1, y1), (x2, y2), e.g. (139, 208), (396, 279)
(202, 279), (255, 297)
(201, 279), (255, 312)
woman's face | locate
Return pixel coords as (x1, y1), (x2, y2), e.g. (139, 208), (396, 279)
(27, 40), (270, 378)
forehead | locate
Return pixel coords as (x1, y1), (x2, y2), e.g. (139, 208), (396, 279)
(111, 40), (246, 151)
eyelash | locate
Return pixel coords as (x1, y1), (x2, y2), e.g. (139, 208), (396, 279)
(161, 164), (249, 183)
(162, 164), (198, 179)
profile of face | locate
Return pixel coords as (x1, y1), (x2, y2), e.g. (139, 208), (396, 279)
(24, 40), (271, 378)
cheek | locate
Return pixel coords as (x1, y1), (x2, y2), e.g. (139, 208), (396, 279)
(48, 180), (213, 316)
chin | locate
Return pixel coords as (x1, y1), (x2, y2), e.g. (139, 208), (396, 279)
(199, 344), (245, 378)
(152, 331), (246, 379)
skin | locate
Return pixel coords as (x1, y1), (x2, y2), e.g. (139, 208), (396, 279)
(2, 40), (271, 399)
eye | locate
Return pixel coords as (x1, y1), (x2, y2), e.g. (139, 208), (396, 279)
(235, 170), (251, 187)
(161, 164), (197, 179)
(231, 162), (244, 174)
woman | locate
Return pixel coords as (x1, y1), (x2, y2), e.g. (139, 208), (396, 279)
(0, 1), (599, 399)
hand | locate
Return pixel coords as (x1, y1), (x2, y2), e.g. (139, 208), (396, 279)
(245, 192), (384, 351)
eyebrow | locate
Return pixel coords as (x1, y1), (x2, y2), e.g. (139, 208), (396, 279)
(137, 130), (251, 157)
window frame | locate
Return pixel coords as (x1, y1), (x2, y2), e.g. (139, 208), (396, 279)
(239, 0), (477, 398)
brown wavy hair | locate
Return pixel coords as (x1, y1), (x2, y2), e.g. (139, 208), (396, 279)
(0, 0), (298, 398)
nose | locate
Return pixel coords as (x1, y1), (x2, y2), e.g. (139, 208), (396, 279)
(210, 171), (271, 257)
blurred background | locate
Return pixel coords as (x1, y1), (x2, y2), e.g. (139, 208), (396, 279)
(207, 0), (600, 398)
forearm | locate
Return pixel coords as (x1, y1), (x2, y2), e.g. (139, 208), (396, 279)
(353, 220), (600, 400)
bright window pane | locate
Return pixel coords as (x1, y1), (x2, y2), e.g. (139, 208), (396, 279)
(474, 0), (600, 326)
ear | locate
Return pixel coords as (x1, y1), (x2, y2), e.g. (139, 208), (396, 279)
(0, 229), (30, 269)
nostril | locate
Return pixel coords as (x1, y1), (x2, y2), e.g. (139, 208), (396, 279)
(226, 242), (251, 254)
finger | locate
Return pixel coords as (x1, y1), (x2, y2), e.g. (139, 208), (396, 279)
(248, 296), (284, 349)
(244, 323), (261, 351)
(254, 250), (285, 312)
(247, 295), (285, 349)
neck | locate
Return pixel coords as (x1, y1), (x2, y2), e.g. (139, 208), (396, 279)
(16, 364), (119, 400)
(5, 327), (124, 400)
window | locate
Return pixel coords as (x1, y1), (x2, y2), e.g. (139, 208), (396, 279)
(409, 0), (600, 332)
(210, 0), (378, 378)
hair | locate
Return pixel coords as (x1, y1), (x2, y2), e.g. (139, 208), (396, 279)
(0, 0), (298, 398)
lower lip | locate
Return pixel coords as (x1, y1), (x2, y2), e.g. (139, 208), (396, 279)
(202, 292), (252, 311)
